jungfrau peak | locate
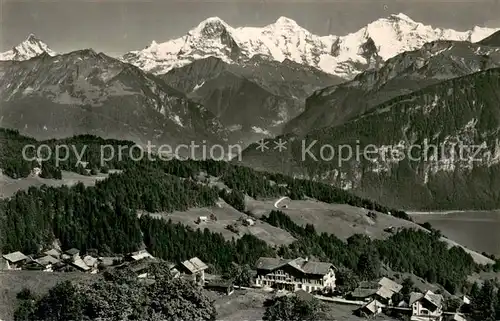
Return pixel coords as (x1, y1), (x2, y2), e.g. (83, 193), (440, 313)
(122, 13), (500, 78)
(0, 34), (56, 61)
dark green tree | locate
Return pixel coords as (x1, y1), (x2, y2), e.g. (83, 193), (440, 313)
(263, 295), (323, 321)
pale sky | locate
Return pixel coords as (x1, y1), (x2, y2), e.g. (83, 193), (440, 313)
(1, 0), (500, 56)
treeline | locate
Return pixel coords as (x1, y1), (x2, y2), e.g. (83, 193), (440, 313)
(263, 210), (477, 294)
(141, 216), (275, 274)
(0, 129), (412, 222)
(0, 129), (137, 179)
(0, 167), (219, 254)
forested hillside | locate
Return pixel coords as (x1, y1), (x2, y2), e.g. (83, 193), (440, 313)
(241, 68), (500, 210)
(1, 129), (494, 294)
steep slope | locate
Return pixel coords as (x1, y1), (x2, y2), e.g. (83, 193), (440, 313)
(0, 50), (226, 149)
(479, 30), (500, 47)
(161, 56), (343, 145)
(0, 34), (56, 61)
(240, 68), (500, 211)
(284, 40), (500, 136)
(122, 14), (498, 78)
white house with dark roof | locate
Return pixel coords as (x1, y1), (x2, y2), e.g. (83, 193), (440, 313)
(410, 290), (444, 321)
(254, 257), (336, 293)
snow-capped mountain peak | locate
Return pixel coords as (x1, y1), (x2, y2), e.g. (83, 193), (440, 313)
(122, 14), (500, 78)
(0, 34), (56, 61)
(389, 12), (416, 23)
(190, 16), (232, 38)
(273, 16), (300, 27)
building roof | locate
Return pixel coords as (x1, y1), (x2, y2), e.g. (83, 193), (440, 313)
(361, 299), (383, 314)
(409, 290), (443, 309)
(44, 249), (61, 258)
(71, 258), (91, 271)
(65, 248), (80, 256)
(129, 250), (154, 261)
(2, 251), (28, 263)
(295, 259), (334, 275)
(181, 257), (208, 274)
(450, 313), (467, 321)
(36, 255), (60, 266)
(255, 257), (291, 270)
(378, 277), (402, 294)
(423, 290), (443, 308)
(376, 285), (396, 300)
(255, 257), (334, 276)
(83, 255), (98, 267)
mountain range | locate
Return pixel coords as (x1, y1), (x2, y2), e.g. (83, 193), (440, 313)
(122, 13), (498, 79)
(0, 50), (227, 152)
(239, 54), (500, 210)
(2, 14), (500, 209)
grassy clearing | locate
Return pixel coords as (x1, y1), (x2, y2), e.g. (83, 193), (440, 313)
(0, 270), (98, 320)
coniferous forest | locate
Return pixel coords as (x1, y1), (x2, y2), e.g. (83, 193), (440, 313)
(0, 129), (493, 297)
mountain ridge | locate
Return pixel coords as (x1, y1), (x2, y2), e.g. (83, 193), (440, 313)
(283, 39), (500, 136)
(0, 34), (56, 61)
(239, 67), (500, 210)
(122, 13), (499, 78)
(0, 49), (227, 151)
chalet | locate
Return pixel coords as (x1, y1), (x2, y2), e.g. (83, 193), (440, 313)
(205, 280), (234, 296)
(254, 257), (336, 293)
(349, 277), (401, 305)
(44, 249), (61, 259)
(62, 248), (80, 262)
(356, 299), (383, 317)
(83, 255), (98, 269)
(410, 290), (444, 321)
(127, 250), (154, 262)
(195, 216), (208, 224)
(2, 251), (29, 269)
(178, 257), (208, 286)
(378, 277), (403, 294)
(70, 257), (91, 273)
(35, 255), (60, 272)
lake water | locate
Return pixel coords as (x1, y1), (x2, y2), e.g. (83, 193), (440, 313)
(410, 211), (500, 258)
